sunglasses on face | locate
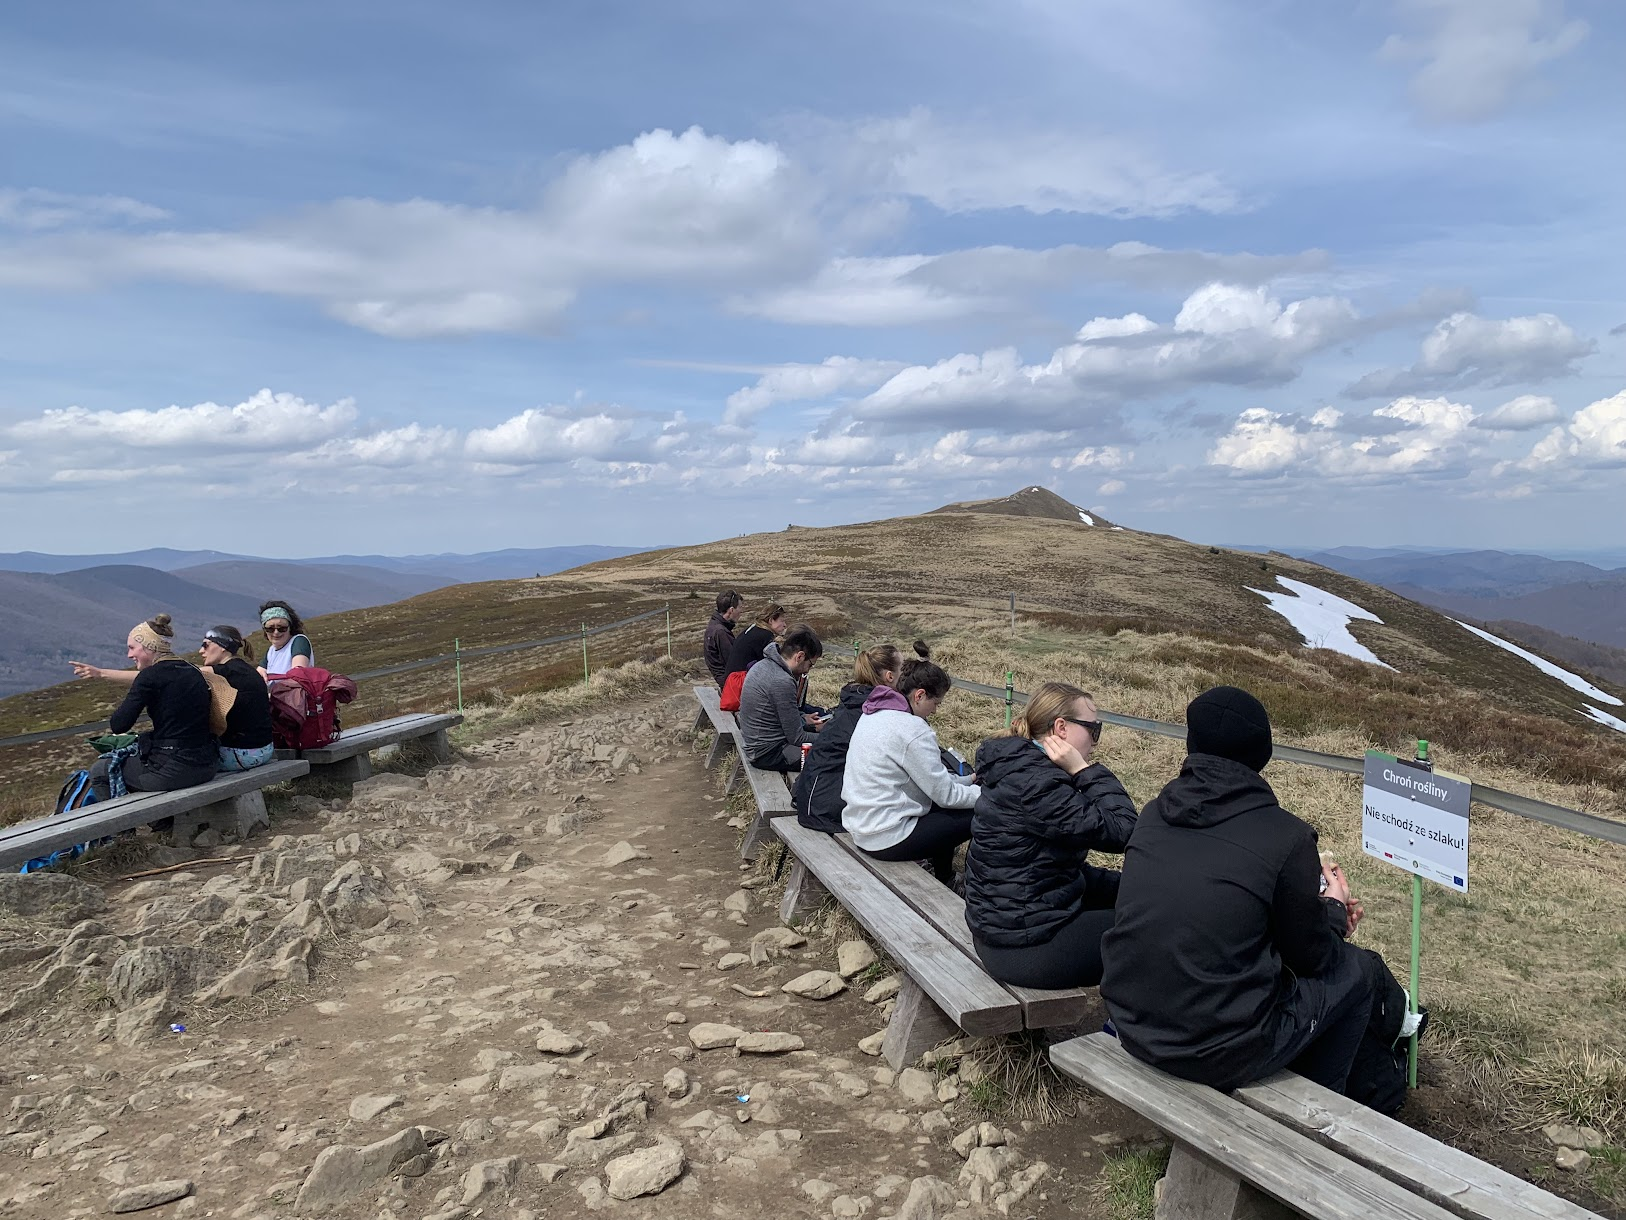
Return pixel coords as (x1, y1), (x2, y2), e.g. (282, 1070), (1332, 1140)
(265, 624), (291, 635)
(1064, 716), (1103, 741)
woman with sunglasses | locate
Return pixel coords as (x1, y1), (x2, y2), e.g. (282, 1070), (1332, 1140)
(199, 625), (275, 772)
(257, 600), (314, 677)
(963, 681), (1138, 989)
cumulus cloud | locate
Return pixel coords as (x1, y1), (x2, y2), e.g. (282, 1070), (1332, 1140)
(723, 357), (907, 425)
(7, 388), (356, 451)
(1473, 393), (1564, 431)
(820, 107), (1241, 218)
(1209, 395), (1482, 479)
(310, 424), (459, 467)
(848, 283), (1364, 429)
(0, 127), (823, 336)
(0, 187), (170, 231)
(1381, 0), (1589, 122)
(1526, 390), (1626, 468)
(1345, 311), (1593, 398)
(463, 408), (642, 465)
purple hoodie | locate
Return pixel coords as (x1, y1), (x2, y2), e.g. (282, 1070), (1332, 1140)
(862, 685), (909, 715)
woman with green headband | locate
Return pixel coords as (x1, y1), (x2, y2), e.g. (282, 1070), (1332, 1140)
(257, 600), (314, 678)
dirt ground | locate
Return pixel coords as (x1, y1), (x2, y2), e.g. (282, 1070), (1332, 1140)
(0, 687), (1158, 1220)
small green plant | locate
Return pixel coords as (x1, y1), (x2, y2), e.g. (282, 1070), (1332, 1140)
(1099, 1144), (1171, 1220)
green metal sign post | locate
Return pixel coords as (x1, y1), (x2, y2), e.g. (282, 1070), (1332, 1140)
(454, 638), (463, 713)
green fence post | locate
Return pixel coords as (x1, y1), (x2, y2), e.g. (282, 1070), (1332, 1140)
(1004, 671), (1015, 728)
(1409, 738), (1429, 1088)
(454, 638), (463, 713)
(665, 605), (672, 659)
(581, 622), (590, 688)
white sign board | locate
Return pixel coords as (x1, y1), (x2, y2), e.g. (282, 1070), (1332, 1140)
(1361, 751), (1471, 894)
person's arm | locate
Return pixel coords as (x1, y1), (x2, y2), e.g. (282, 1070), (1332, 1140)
(898, 724), (980, 809)
(70, 663), (139, 686)
(1271, 834), (1344, 978)
(772, 674), (805, 748)
(1057, 764), (1138, 852)
(108, 670), (152, 735)
(288, 634), (313, 669)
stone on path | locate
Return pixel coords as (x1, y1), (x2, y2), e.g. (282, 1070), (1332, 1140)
(662, 1068), (690, 1098)
(1543, 1123), (1604, 1150)
(687, 1022), (745, 1050)
(604, 1140), (685, 1200)
(602, 841), (650, 866)
(837, 940), (877, 978)
(1555, 1147), (1592, 1171)
(750, 926), (807, 956)
(295, 1126), (431, 1214)
(782, 970), (846, 999)
(716, 953), (751, 971)
(536, 1029), (585, 1055)
(896, 1176), (956, 1220)
(348, 1094), (402, 1122)
(109, 1180), (193, 1213)
(722, 889), (754, 914)
(894, 1067), (937, 1106)
(858, 1031), (886, 1056)
(735, 1031), (804, 1054)
(863, 976), (901, 1004)
(460, 1155), (523, 1204)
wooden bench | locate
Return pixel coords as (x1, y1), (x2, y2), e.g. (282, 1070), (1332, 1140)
(1051, 1033), (1602, 1220)
(832, 834), (1094, 1030)
(737, 761), (795, 861)
(276, 712), (461, 783)
(774, 818), (1023, 1068)
(691, 685), (741, 774)
(0, 759), (310, 871)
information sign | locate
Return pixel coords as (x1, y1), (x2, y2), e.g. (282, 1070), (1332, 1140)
(1361, 750), (1471, 894)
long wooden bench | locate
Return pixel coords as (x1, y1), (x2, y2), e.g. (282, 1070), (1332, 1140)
(276, 712), (461, 783)
(1051, 1033), (1602, 1220)
(1, 759), (310, 871)
(832, 834), (1094, 1030)
(774, 818), (1023, 1067)
(691, 685), (740, 776)
(738, 761), (795, 861)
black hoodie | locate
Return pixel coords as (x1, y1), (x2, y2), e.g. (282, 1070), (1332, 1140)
(964, 735), (1138, 948)
(703, 612), (736, 686)
(792, 682), (872, 833)
(1099, 753), (1346, 1088)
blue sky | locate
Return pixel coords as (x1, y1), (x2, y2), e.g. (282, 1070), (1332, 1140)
(1, 0), (1622, 554)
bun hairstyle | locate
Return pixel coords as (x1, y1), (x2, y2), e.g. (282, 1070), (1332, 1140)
(895, 641), (950, 700)
(1012, 681), (1094, 739)
(148, 613), (174, 638)
(853, 640), (926, 686)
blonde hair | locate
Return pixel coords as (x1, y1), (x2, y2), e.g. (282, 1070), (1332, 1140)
(1012, 681), (1095, 739)
(853, 640), (930, 687)
(755, 602), (787, 628)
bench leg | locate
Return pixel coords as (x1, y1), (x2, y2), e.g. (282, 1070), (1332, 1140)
(779, 858), (829, 925)
(721, 750), (743, 796)
(168, 790), (270, 847)
(1156, 1144), (1296, 1220)
(692, 708), (706, 734)
(704, 730), (732, 770)
(314, 754), (373, 784)
(739, 810), (773, 862)
(426, 728), (451, 764)
(881, 976), (960, 1070)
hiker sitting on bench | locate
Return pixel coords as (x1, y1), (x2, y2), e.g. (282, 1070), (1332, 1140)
(793, 641), (924, 833)
(1100, 686), (1420, 1112)
(722, 602), (786, 682)
(842, 650), (979, 885)
(200, 625), (275, 772)
(964, 681), (1137, 989)
(74, 615), (218, 802)
(257, 601), (314, 677)
(704, 589), (743, 687)
(738, 624), (824, 772)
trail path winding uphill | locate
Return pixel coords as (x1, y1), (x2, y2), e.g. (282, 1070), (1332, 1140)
(0, 685), (1144, 1219)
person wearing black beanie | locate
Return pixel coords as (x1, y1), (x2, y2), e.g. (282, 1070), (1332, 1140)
(1099, 686), (1413, 1112)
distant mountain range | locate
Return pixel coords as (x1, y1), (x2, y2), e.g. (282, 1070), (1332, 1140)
(0, 544), (655, 697)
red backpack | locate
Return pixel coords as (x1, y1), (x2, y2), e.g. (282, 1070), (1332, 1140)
(266, 667), (358, 751)
(719, 668), (748, 713)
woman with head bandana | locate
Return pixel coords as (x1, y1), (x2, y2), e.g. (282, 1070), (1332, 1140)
(257, 600), (314, 677)
(71, 614), (217, 802)
(198, 625), (275, 772)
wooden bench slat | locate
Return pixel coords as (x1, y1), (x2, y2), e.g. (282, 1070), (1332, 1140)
(833, 835), (1094, 1029)
(692, 686), (741, 774)
(290, 713), (462, 763)
(773, 820), (1021, 1037)
(1051, 1034), (1461, 1220)
(1236, 1074), (1604, 1220)
(0, 760), (310, 869)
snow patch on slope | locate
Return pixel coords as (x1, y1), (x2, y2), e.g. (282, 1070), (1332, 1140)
(1454, 621), (1622, 706)
(1247, 576), (1393, 668)
(1078, 510), (1095, 525)
(1583, 705), (1626, 735)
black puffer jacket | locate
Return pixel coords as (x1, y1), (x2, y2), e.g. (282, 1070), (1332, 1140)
(792, 683), (872, 833)
(1099, 753), (1347, 1088)
(964, 735), (1138, 948)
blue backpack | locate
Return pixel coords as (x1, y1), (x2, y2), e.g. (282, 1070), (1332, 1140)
(19, 770), (98, 873)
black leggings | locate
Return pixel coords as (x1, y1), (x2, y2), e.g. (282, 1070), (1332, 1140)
(89, 751), (215, 803)
(859, 805), (973, 884)
(974, 868), (1121, 989)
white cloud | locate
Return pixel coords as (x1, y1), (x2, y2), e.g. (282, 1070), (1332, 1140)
(1209, 394), (1482, 480)
(462, 408), (640, 465)
(723, 356), (907, 425)
(1526, 390), (1626, 468)
(1473, 393), (1563, 431)
(823, 107), (1240, 218)
(1381, 0), (1589, 122)
(0, 187), (170, 231)
(767, 429), (899, 468)
(309, 424), (459, 467)
(1345, 311), (1593, 397)
(7, 388), (356, 451)
(0, 127), (823, 336)
(849, 283), (1363, 428)
(1097, 479), (1126, 496)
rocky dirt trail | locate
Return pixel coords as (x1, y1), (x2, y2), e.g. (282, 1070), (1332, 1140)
(0, 683), (1155, 1219)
